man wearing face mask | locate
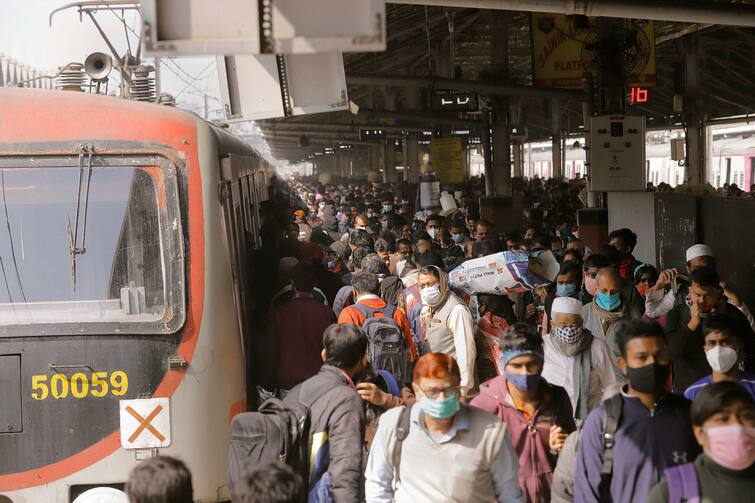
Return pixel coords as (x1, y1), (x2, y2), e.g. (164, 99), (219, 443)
(607, 228), (640, 282)
(684, 314), (755, 400)
(665, 267), (755, 393)
(574, 319), (700, 503)
(647, 381), (755, 503)
(581, 267), (638, 339)
(425, 214), (443, 242)
(365, 353), (523, 503)
(472, 323), (576, 502)
(410, 265), (477, 398)
(283, 324), (368, 502)
(580, 254), (610, 305)
(645, 244), (755, 330)
(542, 297), (616, 420)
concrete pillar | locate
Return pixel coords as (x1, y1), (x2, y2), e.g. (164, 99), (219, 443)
(492, 99), (511, 195)
(582, 72), (598, 207)
(406, 134), (420, 183)
(483, 111), (494, 196)
(552, 99), (562, 179)
(684, 37), (706, 185)
(488, 10), (511, 196)
(513, 143), (523, 178)
(384, 140), (397, 183)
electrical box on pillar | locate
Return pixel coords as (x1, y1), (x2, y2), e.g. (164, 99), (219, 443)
(589, 115), (646, 191)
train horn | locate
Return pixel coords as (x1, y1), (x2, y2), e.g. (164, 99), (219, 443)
(84, 52), (112, 82)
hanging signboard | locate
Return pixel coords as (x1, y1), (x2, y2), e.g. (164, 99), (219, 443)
(430, 138), (465, 184)
(531, 14), (656, 89)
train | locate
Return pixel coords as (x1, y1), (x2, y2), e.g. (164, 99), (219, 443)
(472, 133), (755, 190)
(0, 86), (271, 502)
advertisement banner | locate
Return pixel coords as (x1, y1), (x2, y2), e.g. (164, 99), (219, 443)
(531, 14), (655, 89)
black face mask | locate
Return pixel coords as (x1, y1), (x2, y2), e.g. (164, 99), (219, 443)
(625, 362), (670, 394)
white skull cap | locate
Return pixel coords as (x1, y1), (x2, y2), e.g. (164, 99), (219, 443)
(72, 487), (129, 503)
(685, 244), (713, 262)
(551, 297), (583, 318)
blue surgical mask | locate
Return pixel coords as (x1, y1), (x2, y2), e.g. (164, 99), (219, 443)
(418, 393), (460, 419)
(504, 371), (541, 392)
(556, 283), (578, 298)
(451, 233), (464, 243)
(596, 291), (622, 311)
(383, 204), (393, 213)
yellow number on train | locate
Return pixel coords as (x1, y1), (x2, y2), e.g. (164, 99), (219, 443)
(110, 371), (128, 396)
(50, 374), (69, 399)
(31, 375), (49, 400)
(30, 371), (129, 400)
(70, 373), (89, 399)
(90, 371), (109, 398)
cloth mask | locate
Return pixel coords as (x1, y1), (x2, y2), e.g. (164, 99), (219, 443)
(636, 283), (650, 298)
(427, 228), (439, 239)
(705, 346), (739, 374)
(327, 260), (336, 270)
(596, 291), (622, 311)
(556, 283), (578, 298)
(584, 276), (597, 296)
(420, 285), (442, 305)
(553, 326), (583, 345)
(705, 423), (755, 470)
(451, 233), (464, 243)
(505, 371), (541, 392)
(625, 362), (670, 394)
(418, 393), (460, 419)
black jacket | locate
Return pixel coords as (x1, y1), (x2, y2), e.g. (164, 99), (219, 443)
(664, 302), (754, 393)
(284, 365), (365, 502)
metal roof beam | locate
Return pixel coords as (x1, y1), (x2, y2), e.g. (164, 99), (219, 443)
(390, 1), (755, 28)
(346, 73), (586, 101)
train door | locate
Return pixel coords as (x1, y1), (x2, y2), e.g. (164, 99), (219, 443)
(219, 155), (257, 395)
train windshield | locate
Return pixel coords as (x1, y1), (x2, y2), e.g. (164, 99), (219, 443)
(0, 164), (168, 329)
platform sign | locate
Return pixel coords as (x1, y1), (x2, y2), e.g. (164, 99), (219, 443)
(531, 14), (656, 89)
(430, 92), (479, 112)
(119, 398), (171, 449)
(430, 138), (465, 184)
(590, 115), (646, 191)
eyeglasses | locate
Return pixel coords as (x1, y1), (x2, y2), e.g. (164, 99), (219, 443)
(419, 385), (460, 399)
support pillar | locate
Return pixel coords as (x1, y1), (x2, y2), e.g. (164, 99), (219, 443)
(552, 99), (562, 179)
(513, 143), (523, 178)
(406, 134), (420, 183)
(492, 99), (511, 195)
(582, 72), (597, 207)
(384, 140), (397, 183)
(684, 37), (706, 185)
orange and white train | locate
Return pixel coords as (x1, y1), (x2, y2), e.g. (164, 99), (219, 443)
(0, 87), (268, 502)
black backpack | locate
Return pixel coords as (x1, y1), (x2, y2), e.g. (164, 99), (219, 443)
(355, 303), (409, 384)
(228, 386), (330, 494)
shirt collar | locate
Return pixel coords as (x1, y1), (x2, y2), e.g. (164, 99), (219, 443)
(410, 404), (470, 443)
(357, 293), (381, 301)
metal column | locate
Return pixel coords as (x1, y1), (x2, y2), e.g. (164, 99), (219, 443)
(684, 37), (706, 185)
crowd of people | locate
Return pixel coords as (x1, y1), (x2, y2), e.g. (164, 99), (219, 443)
(98, 175), (755, 502)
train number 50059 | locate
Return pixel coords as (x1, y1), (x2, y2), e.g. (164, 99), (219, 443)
(31, 371), (129, 400)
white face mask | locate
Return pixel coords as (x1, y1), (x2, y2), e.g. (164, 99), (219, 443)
(420, 284), (441, 305)
(427, 227), (439, 239)
(706, 346), (739, 374)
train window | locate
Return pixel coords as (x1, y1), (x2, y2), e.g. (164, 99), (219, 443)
(0, 157), (184, 335)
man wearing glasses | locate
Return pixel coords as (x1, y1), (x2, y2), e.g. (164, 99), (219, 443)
(364, 353), (523, 502)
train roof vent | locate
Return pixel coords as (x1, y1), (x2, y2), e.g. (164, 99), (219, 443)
(157, 92), (176, 106)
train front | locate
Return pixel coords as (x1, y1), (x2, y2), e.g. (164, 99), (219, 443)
(0, 87), (242, 502)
